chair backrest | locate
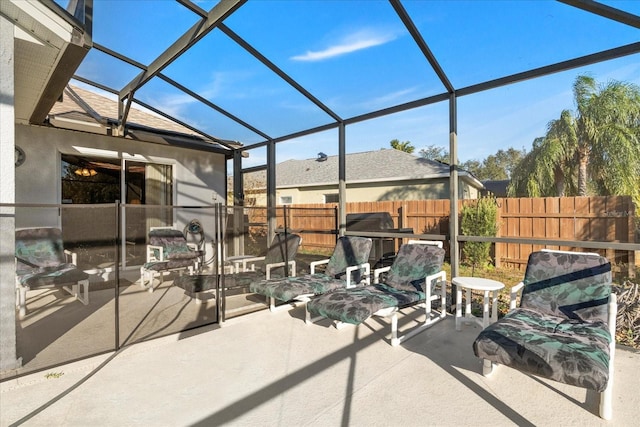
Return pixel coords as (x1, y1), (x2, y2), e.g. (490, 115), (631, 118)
(324, 236), (372, 280)
(15, 227), (66, 269)
(263, 233), (302, 274)
(384, 243), (445, 292)
(521, 250), (612, 323)
(148, 228), (197, 260)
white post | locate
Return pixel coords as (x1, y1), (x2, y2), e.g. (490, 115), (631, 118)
(0, 15), (22, 371)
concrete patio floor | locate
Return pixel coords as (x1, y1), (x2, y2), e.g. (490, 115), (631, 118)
(1, 305), (639, 426)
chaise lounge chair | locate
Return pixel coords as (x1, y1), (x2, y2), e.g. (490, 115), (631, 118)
(223, 232), (302, 290)
(140, 227), (201, 292)
(472, 249), (617, 420)
(249, 235), (372, 312)
(306, 241), (447, 346)
(15, 227), (90, 318)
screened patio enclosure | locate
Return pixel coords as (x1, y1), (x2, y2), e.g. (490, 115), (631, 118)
(1, 0), (639, 377)
(4, 0), (639, 249)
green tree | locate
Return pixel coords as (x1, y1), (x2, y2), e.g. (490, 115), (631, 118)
(509, 75), (640, 202)
(390, 139), (415, 154)
(480, 148), (527, 180)
(418, 144), (448, 162)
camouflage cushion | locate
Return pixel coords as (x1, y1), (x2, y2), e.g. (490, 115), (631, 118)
(16, 228), (66, 268)
(385, 244), (445, 292)
(307, 284), (423, 325)
(226, 270), (289, 290)
(149, 228), (199, 260)
(473, 307), (611, 392)
(324, 236), (372, 282)
(143, 259), (196, 271)
(521, 251), (611, 322)
(17, 263), (89, 288)
(249, 236), (371, 302)
(15, 228), (89, 288)
(306, 243), (445, 324)
(250, 273), (352, 302)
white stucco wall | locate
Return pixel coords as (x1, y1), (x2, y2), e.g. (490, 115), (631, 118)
(14, 124), (227, 263)
(15, 124), (226, 215)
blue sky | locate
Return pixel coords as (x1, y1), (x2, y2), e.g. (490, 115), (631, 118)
(68, 0), (640, 167)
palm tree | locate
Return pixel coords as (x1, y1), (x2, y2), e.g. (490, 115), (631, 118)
(542, 110), (579, 196)
(509, 75), (640, 201)
(573, 75), (640, 197)
(390, 139), (415, 154)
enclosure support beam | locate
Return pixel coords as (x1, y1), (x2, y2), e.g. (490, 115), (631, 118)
(338, 123), (347, 237)
(449, 93), (459, 296)
(267, 140), (277, 241)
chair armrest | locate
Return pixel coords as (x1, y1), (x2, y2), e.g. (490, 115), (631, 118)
(424, 270), (447, 301)
(240, 256), (266, 272)
(265, 260), (296, 280)
(147, 245), (164, 262)
(373, 266), (391, 284)
(509, 281), (524, 310)
(63, 249), (78, 265)
(345, 262), (370, 286)
(310, 258), (330, 274)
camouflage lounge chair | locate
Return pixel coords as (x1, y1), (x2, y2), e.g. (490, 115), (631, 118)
(15, 227), (90, 318)
(306, 241), (447, 346)
(249, 236), (372, 312)
(140, 227), (202, 292)
(473, 250), (617, 420)
(223, 232), (302, 291)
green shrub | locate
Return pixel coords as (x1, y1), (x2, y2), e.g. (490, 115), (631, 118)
(461, 197), (498, 274)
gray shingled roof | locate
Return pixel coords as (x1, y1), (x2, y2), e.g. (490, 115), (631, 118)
(275, 149), (480, 188)
(49, 85), (199, 134)
(47, 85), (238, 153)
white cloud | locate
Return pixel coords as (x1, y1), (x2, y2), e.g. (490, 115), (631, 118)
(291, 29), (397, 62)
(359, 87), (420, 110)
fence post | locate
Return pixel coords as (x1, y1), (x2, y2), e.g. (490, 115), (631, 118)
(495, 198), (502, 268)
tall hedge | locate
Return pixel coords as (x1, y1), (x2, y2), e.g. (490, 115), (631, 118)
(461, 197), (498, 274)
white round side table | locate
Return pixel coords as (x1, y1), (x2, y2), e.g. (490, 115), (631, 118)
(452, 276), (505, 331)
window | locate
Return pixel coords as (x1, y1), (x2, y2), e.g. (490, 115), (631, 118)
(324, 193), (339, 203)
(279, 195), (292, 205)
(61, 154), (173, 266)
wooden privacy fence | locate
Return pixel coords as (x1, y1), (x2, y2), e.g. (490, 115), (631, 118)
(275, 196), (637, 272)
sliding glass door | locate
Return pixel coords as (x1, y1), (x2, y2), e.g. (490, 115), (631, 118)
(61, 154), (173, 268)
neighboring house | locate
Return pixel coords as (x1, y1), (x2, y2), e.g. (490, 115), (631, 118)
(481, 180), (511, 198)
(238, 149), (484, 206)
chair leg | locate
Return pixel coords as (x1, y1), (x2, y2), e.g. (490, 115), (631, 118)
(600, 381), (613, 420)
(600, 337), (615, 419)
(482, 359), (493, 376)
(140, 267), (147, 288)
(390, 313), (400, 346)
(78, 279), (89, 305)
(17, 286), (27, 319)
